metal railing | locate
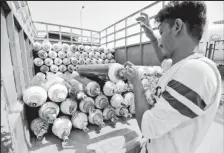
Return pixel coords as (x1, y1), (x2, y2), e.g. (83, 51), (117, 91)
(99, 1), (165, 48)
(33, 21), (101, 46)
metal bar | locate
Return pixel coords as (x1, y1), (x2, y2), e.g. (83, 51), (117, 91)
(212, 41), (217, 60)
(140, 10), (143, 65)
(91, 32), (92, 46)
(70, 28), (72, 43)
(101, 1), (161, 32)
(33, 21), (100, 33)
(114, 25), (116, 48)
(34, 37), (101, 46)
(59, 26), (61, 41)
(101, 32), (144, 45)
(46, 24), (49, 39)
(106, 29), (107, 47)
(125, 19), (128, 61)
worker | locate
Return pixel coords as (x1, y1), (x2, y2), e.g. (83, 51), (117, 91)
(124, 1), (222, 153)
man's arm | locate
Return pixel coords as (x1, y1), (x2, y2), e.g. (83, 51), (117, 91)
(136, 13), (165, 63)
(132, 78), (151, 129)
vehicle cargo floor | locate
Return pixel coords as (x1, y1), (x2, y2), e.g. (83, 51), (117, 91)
(29, 117), (145, 153)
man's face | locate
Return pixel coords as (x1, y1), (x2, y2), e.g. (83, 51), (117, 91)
(158, 21), (176, 58)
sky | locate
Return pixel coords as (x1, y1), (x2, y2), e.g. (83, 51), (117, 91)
(27, 1), (224, 47)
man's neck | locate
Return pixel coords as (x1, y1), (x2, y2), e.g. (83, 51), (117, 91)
(171, 38), (198, 65)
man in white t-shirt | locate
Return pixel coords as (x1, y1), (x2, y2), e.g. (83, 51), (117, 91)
(124, 1), (222, 153)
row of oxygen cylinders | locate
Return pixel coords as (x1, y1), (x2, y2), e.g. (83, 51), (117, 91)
(23, 62), (165, 148)
(33, 40), (116, 73)
(23, 72), (136, 148)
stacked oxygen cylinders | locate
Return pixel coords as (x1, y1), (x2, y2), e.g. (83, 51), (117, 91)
(32, 39), (116, 75)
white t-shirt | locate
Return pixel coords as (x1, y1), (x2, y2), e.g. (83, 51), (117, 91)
(140, 52), (222, 153)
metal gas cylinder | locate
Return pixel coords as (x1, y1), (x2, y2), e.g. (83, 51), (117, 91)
(103, 81), (117, 96)
(63, 58), (71, 65)
(42, 39), (52, 51)
(91, 58), (98, 64)
(110, 94), (127, 108)
(98, 59), (104, 64)
(33, 42), (42, 52)
(79, 97), (95, 113)
(58, 65), (67, 72)
(40, 65), (50, 73)
(84, 45), (91, 52)
(23, 73), (47, 107)
(48, 83), (68, 102)
(54, 58), (63, 66)
(56, 71), (64, 77)
(103, 106), (118, 123)
(108, 63), (126, 83)
(145, 89), (156, 106)
(74, 51), (81, 59)
(108, 48), (115, 53)
(115, 107), (132, 118)
(152, 66), (163, 76)
(44, 58), (54, 66)
(104, 59), (109, 64)
(99, 46), (104, 53)
(60, 98), (78, 116)
(71, 57), (78, 65)
(79, 58), (85, 65)
(78, 45), (84, 52)
(67, 64), (75, 72)
(100, 53), (106, 60)
(88, 52), (95, 59)
(85, 58), (91, 65)
(95, 94), (109, 109)
(137, 67), (147, 80)
(38, 50), (48, 59)
(58, 51), (66, 59)
(123, 92), (135, 106)
(62, 43), (70, 52)
(70, 45), (77, 53)
(71, 111), (89, 132)
(62, 74), (87, 101)
(23, 86), (47, 107)
(115, 80), (127, 93)
(106, 53), (114, 60)
(52, 116), (72, 148)
(66, 51), (73, 58)
(38, 102), (60, 123)
(30, 118), (49, 140)
(94, 52), (101, 59)
(34, 58), (44, 67)
(82, 52), (88, 59)
(88, 109), (105, 127)
(48, 51), (58, 59)
(129, 105), (135, 115)
(74, 75), (102, 97)
(110, 59), (116, 63)
(50, 65), (59, 73)
(141, 78), (150, 90)
(146, 66), (155, 76)
(52, 43), (62, 52)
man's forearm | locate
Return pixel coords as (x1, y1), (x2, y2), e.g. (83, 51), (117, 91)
(151, 39), (165, 63)
(132, 78), (151, 129)
(145, 30), (165, 63)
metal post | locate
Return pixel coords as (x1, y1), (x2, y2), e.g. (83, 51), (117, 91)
(106, 29), (107, 47)
(114, 25), (116, 48)
(125, 19), (128, 62)
(80, 6), (84, 45)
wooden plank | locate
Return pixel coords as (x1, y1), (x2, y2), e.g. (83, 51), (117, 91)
(25, 38), (35, 79)
(1, 7), (18, 111)
(14, 22), (26, 92)
(5, 10), (23, 97)
(19, 30), (30, 86)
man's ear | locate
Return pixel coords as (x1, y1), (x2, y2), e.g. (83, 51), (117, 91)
(172, 18), (183, 35)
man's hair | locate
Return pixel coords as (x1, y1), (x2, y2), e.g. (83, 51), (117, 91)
(155, 1), (207, 42)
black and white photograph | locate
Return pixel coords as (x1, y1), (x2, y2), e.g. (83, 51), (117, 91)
(1, 1), (224, 153)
